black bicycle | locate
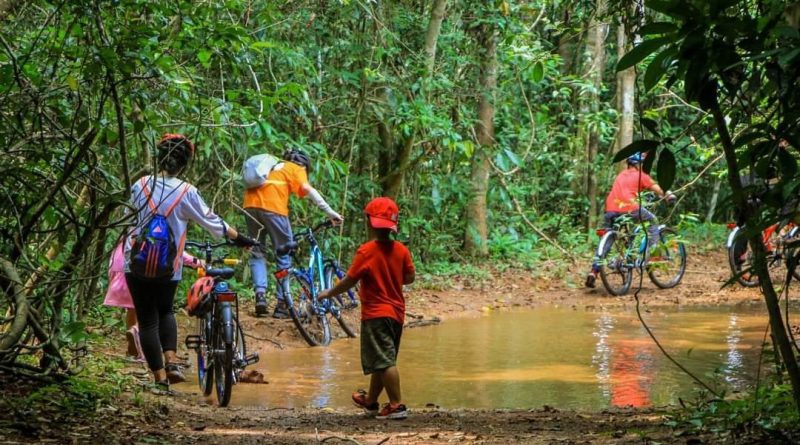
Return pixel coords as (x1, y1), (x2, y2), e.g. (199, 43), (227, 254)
(184, 240), (258, 407)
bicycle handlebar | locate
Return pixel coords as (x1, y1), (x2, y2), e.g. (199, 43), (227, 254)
(185, 240), (234, 249)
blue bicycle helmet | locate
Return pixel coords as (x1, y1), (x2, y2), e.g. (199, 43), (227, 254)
(627, 152), (646, 165)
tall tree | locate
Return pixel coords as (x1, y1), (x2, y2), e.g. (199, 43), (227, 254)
(464, 6), (497, 256)
(615, 23), (635, 154)
(381, 0), (449, 199)
(583, 1), (608, 230)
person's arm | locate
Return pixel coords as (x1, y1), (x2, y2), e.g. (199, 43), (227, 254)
(179, 188), (258, 247)
(648, 183), (666, 197)
(318, 275), (358, 300)
(182, 252), (203, 269)
(301, 183), (344, 224)
(403, 249), (415, 284)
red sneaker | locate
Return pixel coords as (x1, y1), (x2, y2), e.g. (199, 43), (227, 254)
(351, 390), (379, 415)
(375, 403), (408, 420)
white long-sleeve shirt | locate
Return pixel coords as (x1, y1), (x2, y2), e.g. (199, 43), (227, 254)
(125, 175), (228, 280)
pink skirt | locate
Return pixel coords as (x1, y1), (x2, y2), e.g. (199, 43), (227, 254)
(103, 271), (134, 309)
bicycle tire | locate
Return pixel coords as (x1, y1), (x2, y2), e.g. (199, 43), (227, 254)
(286, 273), (331, 346)
(328, 264), (359, 310)
(232, 317), (246, 380)
(324, 266), (358, 338)
(648, 227), (687, 289)
(197, 312), (214, 396)
(213, 306), (234, 407)
(598, 231), (633, 296)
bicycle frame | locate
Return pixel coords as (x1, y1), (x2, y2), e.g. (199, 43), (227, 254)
(286, 228), (340, 317)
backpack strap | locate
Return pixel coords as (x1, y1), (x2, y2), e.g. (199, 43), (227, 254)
(140, 178), (190, 216)
(140, 177), (157, 212)
(164, 184), (191, 217)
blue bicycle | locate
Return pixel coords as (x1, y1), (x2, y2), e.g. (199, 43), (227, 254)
(595, 214), (687, 296)
(276, 221), (357, 346)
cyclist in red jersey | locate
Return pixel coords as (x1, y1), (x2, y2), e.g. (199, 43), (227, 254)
(586, 153), (675, 288)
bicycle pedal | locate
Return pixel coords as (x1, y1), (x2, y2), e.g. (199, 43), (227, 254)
(244, 353), (259, 366)
(184, 335), (202, 350)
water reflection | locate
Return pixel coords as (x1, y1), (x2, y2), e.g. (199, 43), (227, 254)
(177, 306), (768, 410)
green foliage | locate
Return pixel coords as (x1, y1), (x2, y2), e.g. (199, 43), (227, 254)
(668, 383), (800, 441)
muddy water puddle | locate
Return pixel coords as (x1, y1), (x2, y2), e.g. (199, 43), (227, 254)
(178, 306), (769, 410)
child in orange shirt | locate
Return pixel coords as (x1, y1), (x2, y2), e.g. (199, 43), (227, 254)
(318, 197), (415, 419)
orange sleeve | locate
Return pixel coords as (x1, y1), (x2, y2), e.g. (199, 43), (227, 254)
(291, 165), (309, 198)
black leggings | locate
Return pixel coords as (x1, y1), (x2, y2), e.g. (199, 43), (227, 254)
(125, 274), (179, 371)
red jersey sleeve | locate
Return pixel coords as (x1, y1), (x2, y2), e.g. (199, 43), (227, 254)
(639, 172), (655, 190)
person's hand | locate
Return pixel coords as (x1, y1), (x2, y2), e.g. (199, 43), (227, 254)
(666, 192), (677, 204)
(317, 289), (331, 300)
(328, 211), (344, 226)
(232, 233), (259, 248)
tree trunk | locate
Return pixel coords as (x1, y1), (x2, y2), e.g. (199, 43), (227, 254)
(424, 0), (447, 75)
(615, 23), (635, 156)
(585, 1), (608, 230)
(710, 93), (800, 413)
(464, 21), (497, 257)
(706, 177), (721, 223)
(378, 0), (448, 198)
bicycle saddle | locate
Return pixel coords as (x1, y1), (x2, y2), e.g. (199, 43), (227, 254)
(276, 241), (298, 256)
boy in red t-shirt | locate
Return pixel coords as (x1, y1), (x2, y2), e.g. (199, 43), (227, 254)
(585, 153), (674, 288)
(318, 197), (415, 419)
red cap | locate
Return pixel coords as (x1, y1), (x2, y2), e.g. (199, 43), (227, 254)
(159, 133), (195, 155)
(364, 197), (399, 232)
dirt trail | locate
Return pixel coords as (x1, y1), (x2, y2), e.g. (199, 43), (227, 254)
(1, 250), (773, 444)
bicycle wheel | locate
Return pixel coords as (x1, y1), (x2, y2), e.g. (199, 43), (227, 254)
(197, 312), (214, 396)
(213, 307), (234, 407)
(782, 227), (800, 282)
(232, 317), (246, 381)
(286, 273), (331, 346)
(325, 264), (359, 310)
(323, 266), (357, 338)
(648, 227), (687, 289)
(598, 231), (633, 296)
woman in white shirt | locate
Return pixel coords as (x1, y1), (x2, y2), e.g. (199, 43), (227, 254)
(125, 134), (258, 390)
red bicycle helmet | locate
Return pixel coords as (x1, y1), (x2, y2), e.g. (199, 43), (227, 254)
(186, 276), (215, 316)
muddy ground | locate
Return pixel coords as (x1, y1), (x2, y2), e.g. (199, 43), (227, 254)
(0, 250), (785, 444)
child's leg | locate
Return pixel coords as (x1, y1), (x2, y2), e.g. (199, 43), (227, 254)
(125, 309), (138, 356)
(379, 366), (402, 405)
(125, 308), (137, 329)
(367, 372), (384, 403)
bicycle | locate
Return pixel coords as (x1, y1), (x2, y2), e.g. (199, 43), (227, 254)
(726, 222), (800, 287)
(183, 240), (258, 407)
(595, 208), (688, 296)
(275, 221), (357, 346)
